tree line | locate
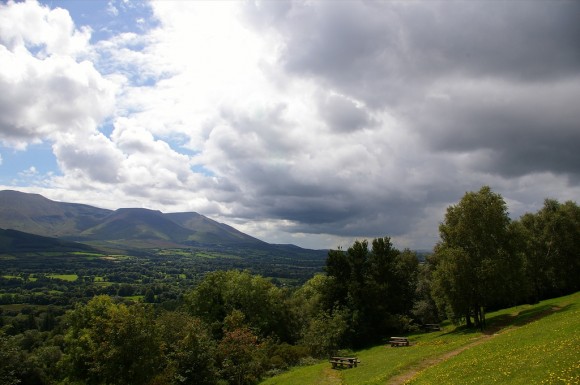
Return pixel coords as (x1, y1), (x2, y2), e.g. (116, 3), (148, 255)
(0, 186), (578, 385)
(430, 186), (579, 329)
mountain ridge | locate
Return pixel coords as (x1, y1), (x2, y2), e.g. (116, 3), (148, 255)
(0, 190), (267, 249)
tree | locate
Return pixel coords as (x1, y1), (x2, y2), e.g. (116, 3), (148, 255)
(62, 295), (161, 385)
(412, 254), (441, 325)
(323, 237), (419, 346)
(217, 310), (265, 385)
(299, 307), (348, 358)
(185, 270), (294, 342)
(514, 199), (580, 301)
(0, 333), (24, 385)
(432, 186), (521, 329)
(156, 311), (218, 385)
(289, 274), (330, 335)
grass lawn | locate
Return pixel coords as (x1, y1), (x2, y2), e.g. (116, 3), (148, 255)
(405, 293), (580, 385)
(260, 326), (480, 385)
(259, 292), (580, 385)
(259, 362), (338, 385)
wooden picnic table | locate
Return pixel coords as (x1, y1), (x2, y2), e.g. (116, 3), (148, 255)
(422, 323), (441, 331)
(329, 356), (360, 369)
(389, 336), (409, 347)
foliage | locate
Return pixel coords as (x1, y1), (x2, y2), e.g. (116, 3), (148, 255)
(218, 310), (267, 385)
(289, 274), (330, 329)
(299, 307), (348, 358)
(324, 237), (419, 346)
(62, 296), (162, 385)
(411, 255), (440, 325)
(431, 186), (522, 328)
(185, 270), (294, 342)
(156, 311), (218, 385)
(513, 199), (580, 302)
(0, 333), (24, 385)
(260, 292), (580, 385)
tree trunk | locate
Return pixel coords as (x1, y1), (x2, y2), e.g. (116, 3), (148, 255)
(465, 311), (473, 327)
(473, 306), (481, 329)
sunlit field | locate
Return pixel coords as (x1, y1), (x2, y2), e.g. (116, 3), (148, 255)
(260, 292), (580, 385)
(405, 293), (580, 385)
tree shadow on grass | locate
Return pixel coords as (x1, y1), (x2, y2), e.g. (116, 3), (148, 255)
(438, 302), (574, 337)
(509, 302), (574, 326)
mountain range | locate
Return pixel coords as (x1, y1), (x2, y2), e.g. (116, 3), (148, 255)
(0, 190), (275, 252)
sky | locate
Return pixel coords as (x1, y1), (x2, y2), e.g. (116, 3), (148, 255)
(1, 0), (579, 250)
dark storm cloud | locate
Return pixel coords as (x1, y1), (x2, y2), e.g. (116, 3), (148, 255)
(244, 0), (580, 183)
(237, 181), (426, 239)
(270, 196), (426, 238)
(415, 79), (580, 181)
(252, 1), (580, 105)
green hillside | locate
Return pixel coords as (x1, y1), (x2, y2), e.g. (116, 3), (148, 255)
(79, 208), (195, 241)
(259, 292), (580, 385)
(0, 228), (100, 253)
(0, 190), (111, 237)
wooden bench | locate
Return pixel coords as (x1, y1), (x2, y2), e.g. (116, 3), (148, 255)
(422, 323), (441, 332)
(389, 337), (409, 347)
(330, 356), (359, 369)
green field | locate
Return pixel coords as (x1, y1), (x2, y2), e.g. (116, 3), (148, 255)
(259, 292), (580, 385)
(47, 274), (78, 281)
(2, 274), (37, 281)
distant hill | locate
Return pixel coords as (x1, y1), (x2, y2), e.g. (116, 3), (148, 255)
(0, 190), (110, 237)
(166, 212), (266, 245)
(0, 190), (270, 249)
(0, 228), (99, 253)
(79, 208), (196, 242)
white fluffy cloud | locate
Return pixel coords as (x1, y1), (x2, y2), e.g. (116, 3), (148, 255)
(0, 1), (115, 149)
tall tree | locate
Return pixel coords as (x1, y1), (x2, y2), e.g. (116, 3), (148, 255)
(412, 254), (441, 325)
(514, 199), (580, 301)
(324, 237), (418, 346)
(432, 186), (521, 329)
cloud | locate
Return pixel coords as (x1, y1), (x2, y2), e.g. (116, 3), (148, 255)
(0, 0), (91, 57)
(51, 132), (122, 184)
(413, 77), (580, 181)
(317, 92), (372, 133)
(250, 1), (580, 107)
(2, 0), (580, 250)
(0, 1), (115, 149)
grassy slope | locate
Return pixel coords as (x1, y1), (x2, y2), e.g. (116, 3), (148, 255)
(406, 293), (579, 385)
(259, 292), (580, 385)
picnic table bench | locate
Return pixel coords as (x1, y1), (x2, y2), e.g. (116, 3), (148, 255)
(389, 336), (409, 347)
(422, 323), (441, 331)
(329, 356), (360, 369)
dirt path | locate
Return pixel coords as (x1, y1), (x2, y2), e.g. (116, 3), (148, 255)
(386, 334), (494, 385)
(386, 306), (564, 385)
